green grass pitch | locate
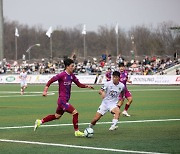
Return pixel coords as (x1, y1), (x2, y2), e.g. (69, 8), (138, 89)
(0, 84), (180, 153)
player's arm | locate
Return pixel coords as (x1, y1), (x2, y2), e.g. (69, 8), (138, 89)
(117, 87), (125, 108)
(117, 99), (124, 108)
(99, 89), (106, 99)
(42, 86), (49, 96)
(126, 73), (132, 84)
(86, 85), (94, 89)
(127, 79), (132, 84)
(42, 76), (58, 96)
(73, 76), (94, 89)
(106, 77), (111, 81)
(99, 83), (107, 99)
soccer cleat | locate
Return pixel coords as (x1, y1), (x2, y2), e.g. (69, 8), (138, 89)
(122, 110), (131, 117)
(75, 130), (85, 137)
(34, 119), (41, 131)
(109, 125), (118, 131)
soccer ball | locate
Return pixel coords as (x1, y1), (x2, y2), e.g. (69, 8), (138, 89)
(84, 127), (94, 138)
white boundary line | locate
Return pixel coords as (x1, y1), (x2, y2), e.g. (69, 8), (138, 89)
(0, 118), (179, 130)
(0, 139), (168, 154)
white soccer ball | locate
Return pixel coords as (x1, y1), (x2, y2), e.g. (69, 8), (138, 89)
(84, 127), (94, 138)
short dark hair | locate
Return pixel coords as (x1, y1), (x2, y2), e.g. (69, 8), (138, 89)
(112, 71), (120, 77)
(118, 62), (124, 67)
(64, 58), (74, 68)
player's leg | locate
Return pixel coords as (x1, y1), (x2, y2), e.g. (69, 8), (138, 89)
(23, 83), (27, 92)
(89, 103), (106, 128)
(20, 82), (24, 95)
(109, 106), (120, 131)
(122, 89), (132, 117)
(89, 112), (103, 128)
(65, 103), (84, 137)
(34, 113), (62, 131)
(34, 104), (64, 131)
(20, 87), (24, 95)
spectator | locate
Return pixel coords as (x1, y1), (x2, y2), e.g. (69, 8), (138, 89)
(101, 53), (107, 62)
(176, 69), (179, 75)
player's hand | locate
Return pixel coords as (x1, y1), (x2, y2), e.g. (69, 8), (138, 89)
(87, 85), (94, 89)
(128, 80), (132, 84)
(42, 86), (48, 96)
(42, 91), (47, 97)
(89, 86), (94, 89)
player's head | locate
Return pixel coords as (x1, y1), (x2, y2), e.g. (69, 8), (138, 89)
(119, 62), (125, 72)
(64, 58), (74, 73)
(107, 68), (111, 72)
(112, 71), (120, 84)
(22, 68), (26, 72)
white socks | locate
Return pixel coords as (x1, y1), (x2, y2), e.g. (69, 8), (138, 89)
(112, 119), (118, 127)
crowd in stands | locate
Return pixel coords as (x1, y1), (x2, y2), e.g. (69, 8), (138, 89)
(0, 52), (179, 75)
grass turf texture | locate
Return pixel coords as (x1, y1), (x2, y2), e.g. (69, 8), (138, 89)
(0, 84), (180, 153)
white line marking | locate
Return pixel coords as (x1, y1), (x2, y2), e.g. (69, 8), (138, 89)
(130, 88), (180, 91)
(0, 88), (179, 97)
(64, 88), (180, 93)
(0, 139), (168, 154)
(0, 92), (55, 97)
(0, 118), (179, 130)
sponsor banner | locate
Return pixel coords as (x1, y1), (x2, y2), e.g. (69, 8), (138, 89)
(130, 75), (180, 84)
(75, 75), (97, 84)
(0, 74), (179, 85)
(96, 75), (107, 84)
(0, 74), (97, 84)
(96, 75), (180, 85)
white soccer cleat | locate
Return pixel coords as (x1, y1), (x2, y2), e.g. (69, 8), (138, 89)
(109, 125), (118, 131)
(122, 110), (131, 117)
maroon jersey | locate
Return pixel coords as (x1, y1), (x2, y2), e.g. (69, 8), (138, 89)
(119, 70), (128, 87)
(119, 70), (132, 98)
(46, 71), (86, 102)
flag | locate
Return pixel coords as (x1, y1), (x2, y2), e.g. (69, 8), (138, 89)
(82, 24), (86, 35)
(46, 26), (53, 38)
(15, 28), (19, 37)
(115, 23), (118, 34)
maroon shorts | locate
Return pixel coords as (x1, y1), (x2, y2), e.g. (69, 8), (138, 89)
(124, 88), (132, 98)
(56, 98), (75, 115)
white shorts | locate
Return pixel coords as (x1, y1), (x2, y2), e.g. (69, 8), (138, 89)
(97, 101), (117, 115)
(20, 81), (27, 87)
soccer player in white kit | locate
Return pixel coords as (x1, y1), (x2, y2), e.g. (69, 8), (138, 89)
(89, 71), (125, 131)
(19, 68), (27, 95)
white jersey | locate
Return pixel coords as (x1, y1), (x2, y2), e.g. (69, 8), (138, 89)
(97, 81), (124, 115)
(20, 72), (27, 82)
(102, 81), (124, 104)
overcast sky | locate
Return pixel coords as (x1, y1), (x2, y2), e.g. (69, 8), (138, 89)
(3, 0), (180, 31)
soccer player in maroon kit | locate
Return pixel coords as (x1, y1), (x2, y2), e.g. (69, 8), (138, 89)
(118, 63), (133, 117)
(105, 68), (112, 81)
(34, 58), (94, 137)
